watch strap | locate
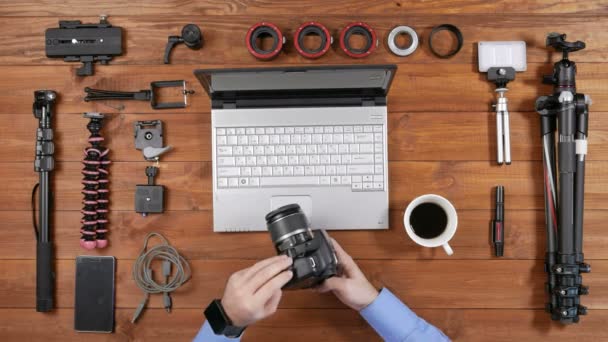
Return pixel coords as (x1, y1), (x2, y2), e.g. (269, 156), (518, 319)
(204, 299), (246, 338)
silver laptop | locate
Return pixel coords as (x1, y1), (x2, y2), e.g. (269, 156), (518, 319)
(194, 65), (397, 232)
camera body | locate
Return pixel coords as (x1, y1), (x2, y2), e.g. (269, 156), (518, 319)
(265, 204), (338, 289)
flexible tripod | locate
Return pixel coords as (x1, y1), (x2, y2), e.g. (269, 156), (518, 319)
(80, 113), (111, 249)
(536, 33), (591, 324)
(32, 90), (57, 312)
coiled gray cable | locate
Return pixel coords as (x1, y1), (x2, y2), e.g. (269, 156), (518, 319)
(131, 232), (191, 323)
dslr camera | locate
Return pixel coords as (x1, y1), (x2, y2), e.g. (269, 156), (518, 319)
(265, 204), (338, 289)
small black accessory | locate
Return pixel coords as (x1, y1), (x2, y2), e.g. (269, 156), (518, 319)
(80, 112), (111, 250)
(134, 120), (171, 216)
(339, 22), (378, 58)
(45, 14), (123, 76)
(32, 90), (58, 313)
(135, 166), (165, 216)
(386, 26), (419, 57)
(84, 80), (195, 109)
(428, 24), (463, 58)
(265, 204), (338, 289)
(537, 33), (590, 324)
(491, 185), (505, 257)
(205, 299), (246, 338)
(74, 256), (115, 333)
(293, 22), (332, 59)
(246, 22), (285, 60)
(131, 233), (191, 323)
(164, 24), (203, 64)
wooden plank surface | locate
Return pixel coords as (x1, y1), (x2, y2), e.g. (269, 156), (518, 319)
(2, 15), (608, 65)
(1, 0), (606, 16)
(3, 160), (608, 211)
(1, 1), (607, 341)
(1, 209), (606, 260)
(3, 111), (608, 162)
(2, 308), (607, 342)
(1, 259), (606, 310)
(2, 64), (608, 114)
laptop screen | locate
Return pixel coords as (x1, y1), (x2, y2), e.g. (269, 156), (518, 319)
(194, 65), (397, 108)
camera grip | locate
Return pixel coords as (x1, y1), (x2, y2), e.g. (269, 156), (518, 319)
(36, 241), (54, 312)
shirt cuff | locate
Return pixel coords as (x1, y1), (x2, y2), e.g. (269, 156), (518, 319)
(193, 321), (241, 342)
(360, 288), (449, 342)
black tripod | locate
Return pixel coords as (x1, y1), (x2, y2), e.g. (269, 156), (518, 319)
(32, 90), (57, 312)
(536, 33), (591, 324)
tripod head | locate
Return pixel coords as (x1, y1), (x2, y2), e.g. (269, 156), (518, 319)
(33, 90), (57, 122)
(542, 33), (586, 92)
(547, 33), (585, 56)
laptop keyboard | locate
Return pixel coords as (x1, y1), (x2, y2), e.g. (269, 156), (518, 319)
(215, 125), (385, 192)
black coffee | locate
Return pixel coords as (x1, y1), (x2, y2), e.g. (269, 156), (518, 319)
(409, 202), (448, 239)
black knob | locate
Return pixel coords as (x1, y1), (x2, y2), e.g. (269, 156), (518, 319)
(164, 24), (203, 64)
(181, 24), (203, 49)
(145, 166), (159, 185)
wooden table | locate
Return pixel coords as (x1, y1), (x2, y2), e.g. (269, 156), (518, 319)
(1, 1), (607, 341)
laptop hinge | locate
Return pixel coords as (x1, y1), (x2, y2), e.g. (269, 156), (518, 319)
(362, 97), (384, 106)
(361, 98), (375, 106)
(221, 101), (237, 109)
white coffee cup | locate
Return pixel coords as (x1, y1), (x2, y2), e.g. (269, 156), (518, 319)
(403, 194), (458, 256)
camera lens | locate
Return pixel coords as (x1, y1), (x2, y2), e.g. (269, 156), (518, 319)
(266, 204), (311, 245)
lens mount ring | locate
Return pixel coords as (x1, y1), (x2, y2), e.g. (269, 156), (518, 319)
(387, 25), (419, 57)
(339, 22), (378, 58)
(294, 21), (332, 59)
(428, 24), (463, 59)
(274, 227), (311, 245)
(246, 22), (285, 60)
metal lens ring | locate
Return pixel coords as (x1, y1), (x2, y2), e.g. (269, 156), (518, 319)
(387, 26), (419, 57)
(246, 22), (285, 60)
(294, 22), (332, 59)
(339, 22), (378, 58)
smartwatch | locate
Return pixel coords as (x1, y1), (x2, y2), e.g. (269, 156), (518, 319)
(204, 299), (246, 338)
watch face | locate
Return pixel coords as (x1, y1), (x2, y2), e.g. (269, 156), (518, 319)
(204, 300), (228, 335)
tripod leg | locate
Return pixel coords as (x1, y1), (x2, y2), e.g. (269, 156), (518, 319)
(557, 100), (576, 257)
(541, 116), (558, 319)
(574, 139), (586, 260)
(503, 109), (511, 165)
(574, 103), (588, 261)
(496, 110), (504, 164)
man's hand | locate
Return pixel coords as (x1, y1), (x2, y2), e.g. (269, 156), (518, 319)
(317, 239), (379, 311)
(221, 255), (293, 327)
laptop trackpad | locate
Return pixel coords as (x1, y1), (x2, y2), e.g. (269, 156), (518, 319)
(270, 196), (312, 221)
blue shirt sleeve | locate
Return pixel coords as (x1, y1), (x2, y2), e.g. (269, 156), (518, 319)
(192, 321), (241, 342)
(359, 288), (450, 342)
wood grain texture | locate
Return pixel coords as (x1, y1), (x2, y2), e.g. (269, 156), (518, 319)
(3, 111), (608, 162)
(1, 1), (607, 341)
(1, 259), (606, 310)
(3, 160), (608, 211)
(1, 63), (608, 114)
(3, 209), (608, 260)
(2, 15), (608, 65)
(1, 0), (606, 16)
(2, 308), (608, 342)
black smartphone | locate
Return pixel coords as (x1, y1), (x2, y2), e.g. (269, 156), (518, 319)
(74, 256), (116, 333)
